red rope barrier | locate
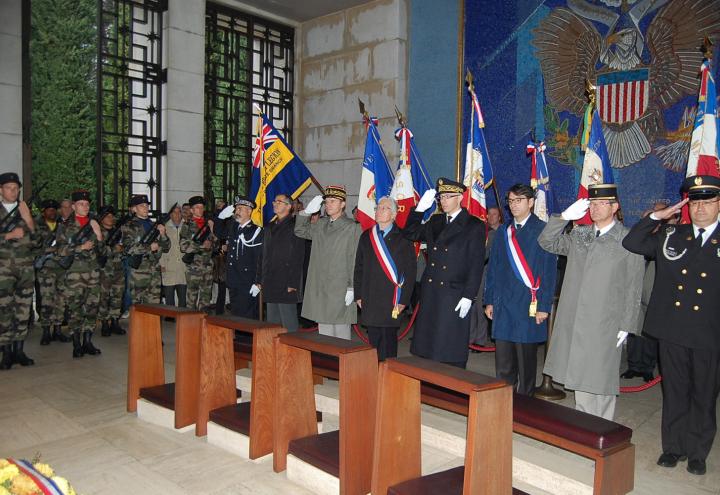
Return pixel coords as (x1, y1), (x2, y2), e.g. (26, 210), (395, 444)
(620, 375), (662, 393)
(298, 325), (318, 333)
(468, 343), (496, 352)
(352, 303), (422, 344)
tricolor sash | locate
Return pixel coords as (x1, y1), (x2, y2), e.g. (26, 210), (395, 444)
(504, 224), (541, 316)
(7, 459), (65, 495)
(369, 225), (405, 319)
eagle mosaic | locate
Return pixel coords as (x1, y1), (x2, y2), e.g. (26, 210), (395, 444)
(532, 0), (720, 171)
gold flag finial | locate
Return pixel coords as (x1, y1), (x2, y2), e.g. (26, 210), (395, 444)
(585, 79), (597, 106)
(702, 36), (713, 59)
(465, 69), (474, 92)
(394, 105), (407, 127)
(358, 98), (368, 120)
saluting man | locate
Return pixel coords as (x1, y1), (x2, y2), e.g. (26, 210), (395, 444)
(403, 178), (486, 368)
(623, 175), (720, 476)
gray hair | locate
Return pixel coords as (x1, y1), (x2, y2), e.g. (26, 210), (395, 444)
(377, 196), (398, 214)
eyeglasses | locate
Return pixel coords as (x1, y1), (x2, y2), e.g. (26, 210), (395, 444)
(438, 194), (462, 200)
(689, 199), (719, 207)
(506, 198), (529, 205)
(272, 200), (291, 205)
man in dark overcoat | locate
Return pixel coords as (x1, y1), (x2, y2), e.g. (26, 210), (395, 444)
(484, 184), (557, 395)
(354, 196), (416, 360)
(403, 178), (486, 368)
(622, 175), (720, 476)
(260, 193), (305, 332)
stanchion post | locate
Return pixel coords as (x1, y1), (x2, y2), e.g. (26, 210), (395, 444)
(533, 297), (566, 401)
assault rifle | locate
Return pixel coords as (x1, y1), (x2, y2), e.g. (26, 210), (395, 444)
(0, 182), (46, 235)
(33, 229), (59, 270)
(98, 213), (132, 268)
(127, 203), (176, 269)
(57, 211), (110, 270)
(181, 218), (213, 264)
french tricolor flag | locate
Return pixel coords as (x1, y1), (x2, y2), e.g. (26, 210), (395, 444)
(577, 109), (614, 225)
(356, 116), (395, 231)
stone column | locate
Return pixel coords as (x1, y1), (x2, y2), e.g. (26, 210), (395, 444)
(163, 0), (206, 208)
(0, 0), (23, 178)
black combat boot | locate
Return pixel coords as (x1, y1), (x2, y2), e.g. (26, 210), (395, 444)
(72, 333), (84, 358)
(40, 326), (52, 346)
(100, 320), (111, 337)
(82, 332), (101, 355)
(12, 341), (35, 366)
(110, 318), (126, 335)
(52, 325), (71, 343)
(0, 345), (13, 370)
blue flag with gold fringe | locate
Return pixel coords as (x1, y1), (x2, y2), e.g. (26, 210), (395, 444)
(250, 113), (313, 226)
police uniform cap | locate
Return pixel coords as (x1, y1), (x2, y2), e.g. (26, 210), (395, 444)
(129, 194), (150, 207)
(323, 185), (347, 201)
(588, 183), (618, 200)
(40, 199), (60, 210)
(0, 172), (22, 187)
(435, 177), (466, 196)
(188, 195), (205, 207)
(682, 175), (720, 200)
(234, 195), (256, 209)
(71, 190), (91, 203)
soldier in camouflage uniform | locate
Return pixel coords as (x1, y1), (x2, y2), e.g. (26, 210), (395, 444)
(121, 195), (170, 305)
(35, 199), (71, 345)
(0, 172), (41, 369)
(180, 196), (215, 311)
(97, 206), (126, 337)
(55, 190), (104, 358)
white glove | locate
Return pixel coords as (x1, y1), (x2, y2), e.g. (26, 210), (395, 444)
(218, 205), (235, 220)
(454, 297), (472, 319)
(415, 189), (437, 213)
(561, 198), (590, 221)
(616, 331), (628, 348)
(344, 288), (355, 306)
(249, 284), (261, 297)
(304, 195), (324, 215)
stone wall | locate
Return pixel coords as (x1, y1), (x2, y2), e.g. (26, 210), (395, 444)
(0, 0), (23, 179)
(295, 0), (409, 208)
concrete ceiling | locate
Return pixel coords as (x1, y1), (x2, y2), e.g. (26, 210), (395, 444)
(236, 0), (372, 22)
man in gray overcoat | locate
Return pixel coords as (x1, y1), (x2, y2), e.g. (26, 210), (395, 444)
(538, 184), (644, 419)
(295, 185), (362, 340)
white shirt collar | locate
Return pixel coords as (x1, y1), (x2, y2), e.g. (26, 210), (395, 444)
(594, 220), (616, 237)
(446, 209), (461, 223)
(238, 219), (251, 229)
(693, 220), (718, 245)
(513, 213), (531, 228)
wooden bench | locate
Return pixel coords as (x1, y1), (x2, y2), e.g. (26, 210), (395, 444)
(373, 356), (512, 495)
(235, 343), (634, 494)
(126, 304), (204, 429)
(196, 315), (285, 461)
(273, 332), (378, 495)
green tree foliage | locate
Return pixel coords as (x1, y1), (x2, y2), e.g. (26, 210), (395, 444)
(30, 0), (96, 203)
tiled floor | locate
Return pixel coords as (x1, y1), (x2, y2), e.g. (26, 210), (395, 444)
(1, 320), (718, 494)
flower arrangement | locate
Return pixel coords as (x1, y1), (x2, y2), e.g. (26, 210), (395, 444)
(0, 458), (78, 495)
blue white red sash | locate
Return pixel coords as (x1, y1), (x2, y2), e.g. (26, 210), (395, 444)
(504, 224), (541, 316)
(7, 459), (65, 495)
(369, 225), (405, 318)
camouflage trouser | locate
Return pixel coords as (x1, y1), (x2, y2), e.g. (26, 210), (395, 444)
(130, 268), (162, 305)
(65, 269), (101, 335)
(0, 259), (34, 344)
(98, 262), (124, 320)
(37, 264), (67, 326)
(186, 263), (214, 311)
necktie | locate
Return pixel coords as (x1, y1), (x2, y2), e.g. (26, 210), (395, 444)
(446, 215), (451, 224)
(515, 223), (522, 231)
(696, 228), (705, 248)
(595, 230), (600, 238)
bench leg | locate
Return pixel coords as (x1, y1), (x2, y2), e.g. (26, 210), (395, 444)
(594, 443), (635, 495)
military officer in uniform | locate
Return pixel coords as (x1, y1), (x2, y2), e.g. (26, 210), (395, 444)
(217, 196), (263, 318)
(97, 206), (126, 336)
(35, 199), (71, 345)
(55, 190), (104, 358)
(403, 178), (486, 368)
(180, 196), (215, 311)
(0, 172), (40, 369)
(121, 195), (170, 305)
(623, 175), (720, 476)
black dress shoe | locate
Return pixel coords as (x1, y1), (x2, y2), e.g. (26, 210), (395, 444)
(657, 452), (687, 467)
(620, 369), (639, 379)
(687, 459), (706, 475)
(642, 372), (655, 383)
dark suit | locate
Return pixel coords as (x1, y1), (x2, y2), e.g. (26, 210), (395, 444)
(403, 208), (486, 366)
(623, 217), (720, 461)
(354, 224), (416, 360)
